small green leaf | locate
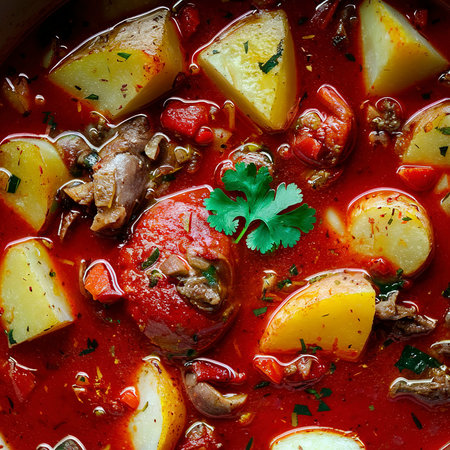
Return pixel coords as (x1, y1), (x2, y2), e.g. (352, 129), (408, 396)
(7, 174), (21, 193)
(212, 49), (220, 55)
(435, 126), (450, 135)
(79, 338), (98, 356)
(368, 404), (375, 411)
(245, 437), (253, 450)
(277, 278), (292, 290)
(85, 94), (99, 101)
(254, 380), (270, 389)
(49, 270), (56, 277)
(402, 216), (412, 221)
(317, 400), (330, 412)
(141, 248), (160, 270)
(442, 283), (450, 298)
(293, 404), (312, 416)
(289, 264), (298, 276)
(243, 41), (249, 54)
(202, 265), (217, 286)
(329, 362), (336, 374)
(395, 345), (440, 374)
(253, 306), (268, 317)
(117, 52), (131, 60)
(258, 39), (284, 74)
(7, 329), (16, 345)
(320, 387), (332, 398)
(345, 53), (356, 62)
(411, 412), (423, 429)
(440, 145), (448, 157)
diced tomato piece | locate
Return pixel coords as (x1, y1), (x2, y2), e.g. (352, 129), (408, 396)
(366, 257), (397, 280)
(397, 165), (437, 191)
(195, 126), (214, 145)
(118, 386), (140, 410)
(161, 100), (210, 138)
(178, 5), (200, 38)
(292, 135), (324, 161)
(253, 356), (284, 384)
(3, 358), (36, 402)
(84, 262), (123, 303)
(189, 359), (246, 384)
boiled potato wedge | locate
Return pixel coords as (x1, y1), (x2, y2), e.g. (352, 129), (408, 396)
(396, 99), (450, 167)
(0, 240), (74, 347)
(198, 10), (297, 131)
(360, 0), (448, 95)
(128, 357), (186, 450)
(347, 190), (433, 276)
(0, 137), (70, 231)
(271, 427), (365, 450)
(49, 8), (185, 119)
(260, 271), (375, 361)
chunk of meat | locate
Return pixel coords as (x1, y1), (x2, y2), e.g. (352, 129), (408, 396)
(179, 422), (223, 450)
(117, 187), (238, 354)
(390, 366), (450, 405)
(431, 340), (450, 358)
(64, 182), (94, 205)
(375, 291), (437, 338)
(58, 209), (82, 241)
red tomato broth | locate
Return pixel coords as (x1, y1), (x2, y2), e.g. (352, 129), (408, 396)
(0, 0), (448, 448)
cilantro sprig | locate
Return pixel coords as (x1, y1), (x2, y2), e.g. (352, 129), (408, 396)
(204, 163), (316, 253)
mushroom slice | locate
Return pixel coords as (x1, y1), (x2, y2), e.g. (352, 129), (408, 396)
(185, 372), (247, 418)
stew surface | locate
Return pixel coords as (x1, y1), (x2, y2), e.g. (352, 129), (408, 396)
(0, 0), (449, 449)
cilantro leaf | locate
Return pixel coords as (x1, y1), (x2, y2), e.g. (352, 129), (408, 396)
(205, 163), (316, 254)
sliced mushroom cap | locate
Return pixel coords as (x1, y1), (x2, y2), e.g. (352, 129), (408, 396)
(185, 372), (247, 417)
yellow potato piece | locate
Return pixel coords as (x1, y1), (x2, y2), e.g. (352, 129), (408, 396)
(198, 10), (297, 131)
(0, 138), (70, 231)
(49, 8), (185, 119)
(271, 427), (365, 450)
(0, 240), (74, 346)
(360, 0), (448, 95)
(397, 99), (450, 167)
(260, 271), (375, 361)
(128, 357), (186, 450)
(348, 190), (433, 276)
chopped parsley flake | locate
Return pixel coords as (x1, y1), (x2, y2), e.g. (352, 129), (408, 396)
(435, 126), (450, 135)
(83, 151), (100, 169)
(258, 40), (284, 74)
(117, 52), (131, 60)
(245, 437), (253, 450)
(293, 404), (312, 416)
(85, 94), (99, 101)
(7, 174), (21, 193)
(402, 216), (412, 221)
(49, 270), (56, 277)
(440, 145), (448, 157)
(42, 111), (57, 131)
(277, 278), (292, 290)
(329, 362), (336, 374)
(212, 49), (220, 55)
(317, 400), (331, 412)
(253, 306), (268, 317)
(289, 264), (299, 276)
(395, 345), (440, 374)
(79, 338), (98, 356)
(442, 283), (450, 298)
(6, 329), (16, 345)
(411, 412), (423, 429)
(141, 248), (160, 270)
(254, 380), (270, 389)
(244, 41), (249, 54)
(202, 265), (217, 286)
(345, 53), (356, 62)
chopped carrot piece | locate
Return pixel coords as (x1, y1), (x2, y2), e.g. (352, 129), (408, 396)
(84, 262), (122, 303)
(118, 386), (140, 410)
(397, 165), (437, 191)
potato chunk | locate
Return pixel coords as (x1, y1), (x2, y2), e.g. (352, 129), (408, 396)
(271, 427), (365, 450)
(49, 8), (185, 119)
(128, 357), (186, 450)
(0, 138), (70, 231)
(260, 271), (375, 361)
(198, 10), (297, 131)
(360, 0), (448, 95)
(348, 190), (433, 276)
(0, 240), (74, 347)
(396, 99), (450, 167)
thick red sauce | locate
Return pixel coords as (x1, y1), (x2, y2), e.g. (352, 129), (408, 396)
(0, 0), (449, 448)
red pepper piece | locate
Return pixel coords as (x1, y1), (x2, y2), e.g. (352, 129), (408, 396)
(253, 356), (285, 384)
(195, 126), (214, 145)
(189, 359), (246, 384)
(84, 262), (123, 303)
(3, 358), (36, 402)
(397, 165), (437, 191)
(161, 101), (210, 138)
(118, 386), (140, 410)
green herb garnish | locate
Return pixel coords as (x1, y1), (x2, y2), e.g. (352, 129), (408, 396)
(345, 53), (355, 62)
(202, 265), (217, 286)
(204, 163), (316, 254)
(79, 338), (98, 356)
(85, 94), (99, 101)
(317, 400), (331, 412)
(245, 437), (253, 450)
(253, 306), (268, 317)
(293, 404), (312, 416)
(254, 380), (270, 389)
(141, 248), (160, 270)
(212, 49), (220, 55)
(395, 345), (440, 374)
(49, 270), (56, 277)
(243, 41), (249, 54)
(277, 278), (292, 290)
(411, 412), (423, 429)
(258, 40), (284, 74)
(442, 283), (450, 298)
(117, 52), (131, 60)
(42, 111), (57, 131)
(6, 329), (16, 345)
(7, 174), (21, 193)
(440, 146), (448, 157)
(435, 126), (450, 135)
(289, 264), (299, 276)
